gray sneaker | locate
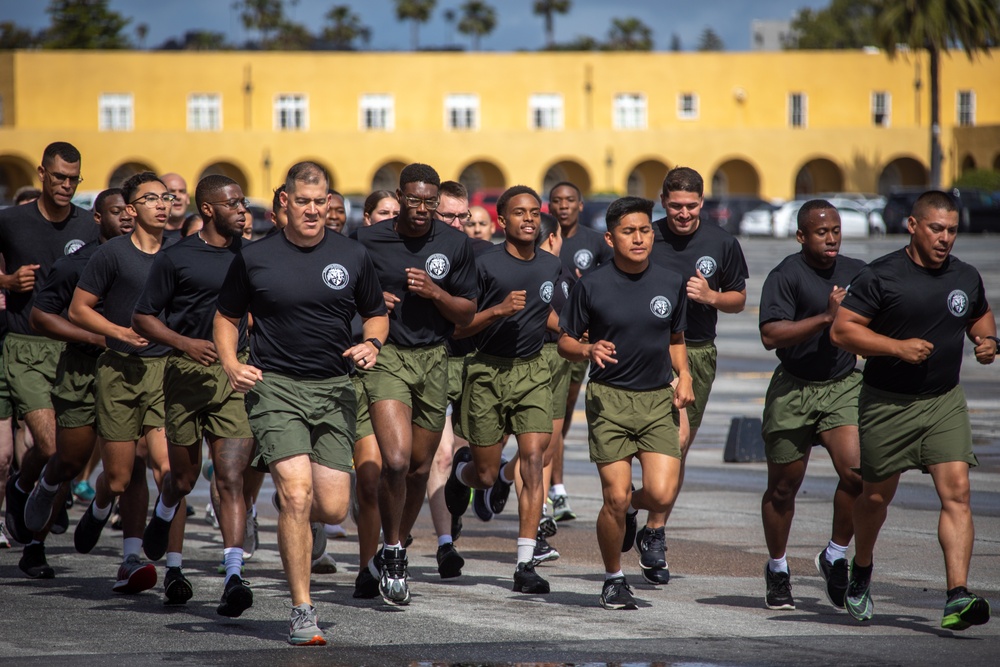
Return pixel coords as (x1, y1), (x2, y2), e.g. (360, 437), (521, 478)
(310, 522), (327, 562)
(24, 481), (59, 533)
(288, 603), (326, 646)
(243, 512), (259, 560)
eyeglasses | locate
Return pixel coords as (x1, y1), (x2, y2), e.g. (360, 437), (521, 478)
(437, 211), (471, 223)
(46, 169), (83, 186)
(402, 195), (439, 211)
(208, 197), (251, 211)
(130, 193), (179, 207)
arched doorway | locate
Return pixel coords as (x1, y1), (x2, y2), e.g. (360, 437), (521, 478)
(0, 154), (36, 202)
(371, 161), (406, 192)
(960, 154), (976, 174)
(626, 159), (670, 200)
(458, 160), (506, 196)
(541, 159), (592, 197)
(108, 160), (156, 189)
(711, 158), (760, 196)
(794, 157), (844, 196)
(877, 157), (927, 194)
(198, 161), (249, 194)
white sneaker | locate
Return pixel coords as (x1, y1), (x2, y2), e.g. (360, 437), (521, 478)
(311, 552), (338, 574)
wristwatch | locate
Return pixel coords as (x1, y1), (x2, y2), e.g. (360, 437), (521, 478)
(365, 337), (383, 351)
(986, 335), (1000, 349)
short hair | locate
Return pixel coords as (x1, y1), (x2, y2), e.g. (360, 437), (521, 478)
(606, 196), (653, 231)
(796, 199), (836, 230)
(399, 163), (440, 189)
(13, 186), (41, 205)
(439, 180), (468, 201)
(548, 181), (581, 201)
(181, 213), (203, 237)
(912, 189), (959, 221)
(42, 141), (81, 166)
(536, 211), (559, 248)
(195, 174), (238, 209)
(328, 188), (344, 203)
(272, 184), (286, 214)
(93, 188), (123, 216)
(364, 189), (396, 216)
(121, 171), (163, 204)
(662, 166), (703, 197)
(284, 161), (329, 194)
(497, 185), (541, 219)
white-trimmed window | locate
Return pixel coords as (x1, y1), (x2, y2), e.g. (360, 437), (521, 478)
(274, 94), (308, 131)
(360, 94), (394, 131)
(677, 93), (699, 120)
(188, 93), (221, 131)
(529, 93), (563, 130)
(957, 90), (976, 127)
(872, 91), (890, 127)
(99, 93), (133, 131)
(613, 93), (647, 129)
(788, 92), (806, 128)
(445, 94), (479, 130)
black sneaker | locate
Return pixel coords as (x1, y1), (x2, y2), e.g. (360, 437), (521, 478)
(379, 546), (410, 605)
(436, 541), (465, 579)
(600, 575), (638, 610)
(512, 560), (550, 594)
(942, 587), (991, 631)
(538, 515), (558, 538)
(143, 497), (175, 561)
(485, 458), (511, 515)
(353, 566), (380, 599)
(164, 566), (193, 605)
(74, 499), (110, 554)
(533, 534), (560, 563)
(815, 550), (849, 608)
(764, 565), (795, 610)
(451, 514), (463, 541)
(636, 525), (667, 570)
(444, 447), (472, 516)
(845, 560), (874, 622)
(472, 488), (493, 521)
(19, 542), (55, 579)
(217, 574), (253, 617)
(5, 472), (31, 544)
(641, 566), (671, 585)
(49, 503), (69, 535)
(403, 534), (413, 549)
(622, 510), (637, 553)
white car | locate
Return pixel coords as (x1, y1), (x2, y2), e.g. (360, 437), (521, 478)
(771, 198), (875, 238)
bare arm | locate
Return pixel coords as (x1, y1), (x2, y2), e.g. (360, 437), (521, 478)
(669, 331), (694, 409)
(133, 312), (217, 366)
(0, 264), (41, 292)
(968, 307), (998, 365)
(69, 287), (148, 348)
(405, 267), (477, 326)
(341, 314), (390, 370)
(830, 307), (933, 364)
(213, 310), (262, 393)
(29, 307), (106, 348)
(686, 270), (746, 314)
(453, 290), (525, 339)
(557, 332), (617, 368)
(760, 285), (847, 350)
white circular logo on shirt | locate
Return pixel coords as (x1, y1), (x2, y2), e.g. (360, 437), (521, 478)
(573, 249), (594, 270)
(947, 289), (969, 317)
(425, 253), (451, 279)
(540, 281), (554, 303)
(64, 239), (85, 255)
(322, 263), (350, 290)
(561, 280), (570, 299)
(650, 296), (672, 319)
(695, 255), (717, 278)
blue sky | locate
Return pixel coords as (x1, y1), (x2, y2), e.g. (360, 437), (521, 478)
(1, 0), (829, 51)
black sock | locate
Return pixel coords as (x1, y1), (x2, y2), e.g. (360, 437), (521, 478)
(947, 586), (968, 600)
(851, 559), (873, 579)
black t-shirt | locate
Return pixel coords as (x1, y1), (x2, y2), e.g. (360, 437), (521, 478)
(760, 252), (866, 381)
(217, 230), (386, 379)
(559, 224), (613, 277)
(544, 264), (576, 344)
(0, 202), (99, 335)
(841, 248), (989, 396)
(651, 219), (748, 343)
(447, 237), (498, 357)
(32, 240), (104, 357)
(356, 218), (478, 347)
(473, 245), (563, 358)
(134, 234), (248, 351)
(560, 261), (687, 391)
(76, 234), (171, 357)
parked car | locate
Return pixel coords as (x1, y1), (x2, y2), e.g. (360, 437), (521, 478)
(738, 202), (782, 236)
(880, 187), (1000, 234)
(770, 198), (874, 238)
(701, 196), (772, 234)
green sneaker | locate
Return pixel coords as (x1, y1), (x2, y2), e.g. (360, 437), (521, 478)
(941, 589), (991, 631)
(845, 560), (873, 622)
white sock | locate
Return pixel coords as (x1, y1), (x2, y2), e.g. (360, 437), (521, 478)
(550, 484), (567, 498)
(516, 538), (536, 564)
(92, 500), (112, 521)
(455, 461), (470, 484)
(825, 540), (849, 564)
(768, 555), (788, 574)
(499, 463), (513, 485)
(437, 534), (453, 547)
(155, 497), (177, 522)
(38, 468), (58, 493)
(165, 552), (182, 568)
(383, 542), (402, 553)
(605, 569), (624, 580)
(367, 557), (380, 579)
(223, 546), (243, 579)
(123, 537), (142, 559)
(250, 504), (257, 518)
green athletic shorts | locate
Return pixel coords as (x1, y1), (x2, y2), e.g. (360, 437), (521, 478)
(95, 350), (166, 441)
(353, 374), (373, 441)
(0, 345), (13, 420)
(762, 367), (861, 464)
(51, 345), (100, 429)
(247, 371), (355, 473)
(586, 381), (681, 463)
(3, 333), (64, 414)
(684, 340), (717, 430)
(542, 342), (572, 418)
(164, 353), (252, 446)
(362, 343), (447, 432)
(446, 354), (468, 412)
(457, 351), (553, 447)
(569, 358), (589, 385)
(858, 383), (977, 482)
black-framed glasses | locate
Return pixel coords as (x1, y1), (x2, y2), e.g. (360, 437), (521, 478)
(208, 197), (250, 211)
(45, 169), (83, 186)
(402, 195), (439, 211)
(437, 211), (471, 223)
(130, 193), (178, 207)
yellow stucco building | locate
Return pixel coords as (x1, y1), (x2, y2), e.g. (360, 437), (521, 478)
(1, 48), (998, 203)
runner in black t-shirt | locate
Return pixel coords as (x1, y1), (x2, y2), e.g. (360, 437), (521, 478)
(641, 167), (749, 584)
(558, 196), (693, 610)
(355, 163), (477, 606)
(757, 201), (866, 611)
(215, 162), (388, 645)
(831, 191), (996, 630)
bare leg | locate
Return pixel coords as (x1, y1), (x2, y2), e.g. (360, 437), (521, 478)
(398, 424), (443, 540)
(928, 461), (975, 590)
(370, 399), (412, 546)
(353, 434), (382, 566)
(270, 454), (315, 607)
(818, 425), (862, 547)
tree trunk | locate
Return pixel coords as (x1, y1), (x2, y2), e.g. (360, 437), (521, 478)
(545, 14), (554, 48)
(929, 45), (941, 188)
(411, 20), (419, 51)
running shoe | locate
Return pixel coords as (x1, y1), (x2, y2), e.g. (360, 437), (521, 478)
(72, 480), (96, 502)
(0, 521), (10, 549)
(436, 541), (464, 579)
(533, 534), (560, 563)
(941, 588), (991, 631)
(538, 515), (558, 538)
(288, 603), (326, 646)
(163, 566), (193, 605)
(815, 550), (849, 608)
(444, 447), (472, 516)
(310, 522), (327, 562)
(217, 574), (253, 618)
(472, 488), (493, 521)
(50, 503), (69, 535)
(4, 472), (30, 544)
(764, 565), (795, 610)
(243, 512), (259, 560)
(845, 560), (874, 622)
(110, 501), (122, 531)
(379, 546), (410, 605)
(512, 559), (550, 594)
(403, 533), (413, 548)
(311, 552), (338, 574)
(353, 566), (380, 599)
(485, 458), (511, 515)
(636, 525), (667, 570)
(24, 481), (58, 533)
(600, 575), (638, 610)
(622, 510), (637, 553)
(204, 502), (218, 529)
(18, 542), (55, 579)
(74, 499), (110, 554)
(551, 493), (577, 522)
(325, 523), (347, 538)
(142, 496), (175, 561)
(641, 565), (671, 585)
(112, 554), (157, 594)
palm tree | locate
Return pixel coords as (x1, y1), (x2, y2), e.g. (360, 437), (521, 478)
(697, 27), (723, 51)
(605, 17), (653, 51)
(323, 5), (371, 50)
(457, 1), (497, 51)
(533, 0), (571, 49)
(394, 0), (436, 51)
(874, 0), (1000, 187)
(135, 22), (148, 49)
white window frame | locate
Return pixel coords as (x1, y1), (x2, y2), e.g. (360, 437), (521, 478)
(273, 94), (308, 131)
(788, 92), (807, 128)
(957, 90), (976, 127)
(613, 93), (647, 130)
(360, 94), (394, 131)
(529, 93), (563, 130)
(99, 93), (134, 131)
(187, 93), (222, 131)
(444, 93), (479, 130)
(676, 92), (699, 120)
(871, 91), (890, 127)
